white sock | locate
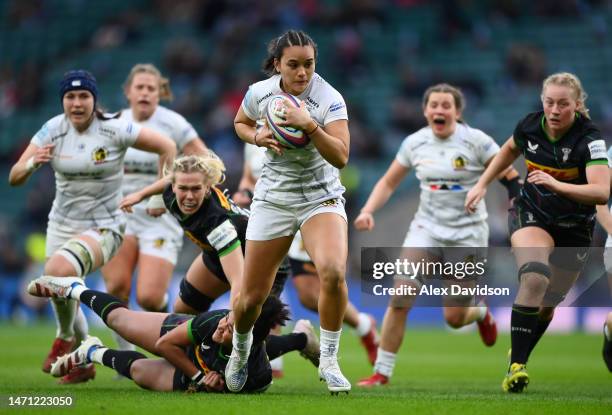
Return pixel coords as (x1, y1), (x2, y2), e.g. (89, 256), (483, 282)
(51, 298), (78, 339)
(374, 348), (396, 378)
(355, 313), (372, 337)
(270, 356), (283, 371)
(73, 306), (89, 344)
(476, 305), (487, 322)
(605, 324), (611, 341)
(232, 328), (253, 359)
(112, 331), (136, 351)
(89, 347), (108, 364)
(320, 327), (341, 361)
(69, 284), (86, 300)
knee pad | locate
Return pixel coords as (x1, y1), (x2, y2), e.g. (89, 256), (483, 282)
(82, 228), (123, 264)
(179, 279), (215, 312)
(57, 239), (96, 277)
(518, 261), (552, 281)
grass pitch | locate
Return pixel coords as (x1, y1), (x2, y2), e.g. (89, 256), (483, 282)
(0, 323), (611, 415)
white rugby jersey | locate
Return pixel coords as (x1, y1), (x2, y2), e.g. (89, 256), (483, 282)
(241, 73), (348, 206)
(396, 122), (499, 229)
(121, 106), (198, 196)
(31, 114), (141, 232)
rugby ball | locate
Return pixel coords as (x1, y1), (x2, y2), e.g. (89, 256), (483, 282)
(266, 93), (311, 149)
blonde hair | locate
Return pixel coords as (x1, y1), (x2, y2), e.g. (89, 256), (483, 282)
(124, 63), (173, 101)
(541, 72), (590, 119)
(165, 152), (226, 186)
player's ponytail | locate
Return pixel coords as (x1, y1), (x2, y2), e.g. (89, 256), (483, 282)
(541, 72), (590, 119)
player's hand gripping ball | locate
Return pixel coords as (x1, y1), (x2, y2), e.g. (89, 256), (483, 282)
(266, 93), (311, 149)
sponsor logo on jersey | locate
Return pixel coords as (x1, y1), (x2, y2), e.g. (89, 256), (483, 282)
(588, 139), (607, 160)
(525, 159), (579, 181)
(527, 140), (539, 154)
(256, 92), (273, 105)
(153, 238), (165, 248)
(576, 251), (588, 262)
(329, 101), (345, 112)
(429, 184), (464, 191)
(306, 97), (320, 108)
(561, 148), (572, 163)
(452, 156), (466, 170)
(92, 146), (109, 164)
(98, 126), (116, 138)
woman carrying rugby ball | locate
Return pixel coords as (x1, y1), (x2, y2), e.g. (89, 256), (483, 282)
(229, 29), (351, 394)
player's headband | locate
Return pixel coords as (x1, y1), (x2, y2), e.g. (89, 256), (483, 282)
(59, 70), (98, 105)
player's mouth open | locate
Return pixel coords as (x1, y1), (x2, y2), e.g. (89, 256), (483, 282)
(433, 117), (446, 125)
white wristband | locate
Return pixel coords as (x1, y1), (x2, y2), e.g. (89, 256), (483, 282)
(25, 156), (41, 173)
(146, 194), (166, 210)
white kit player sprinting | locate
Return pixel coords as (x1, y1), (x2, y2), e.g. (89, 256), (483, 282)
(228, 30), (352, 394)
(354, 83), (520, 387)
(234, 141), (379, 377)
(101, 64), (206, 353)
(10, 70), (176, 384)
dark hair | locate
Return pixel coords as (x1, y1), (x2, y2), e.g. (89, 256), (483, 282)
(252, 296), (290, 343)
(94, 109), (121, 121)
(422, 83), (466, 121)
(262, 30), (318, 76)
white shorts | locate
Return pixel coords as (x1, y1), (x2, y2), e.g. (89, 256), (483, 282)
(125, 208), (183, 265)
(402, 218), (488, 261)
(288, 231), (312, 262)
(246, 197), (347, 241)
(46, 221), (124, 265)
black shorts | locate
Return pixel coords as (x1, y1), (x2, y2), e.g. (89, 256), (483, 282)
(160, 314), (196, 391)
(160, 313), (192, 336)
(508, 197), (594, 271)
(289, 257), (317, 277)
(200, 253), (289, 296)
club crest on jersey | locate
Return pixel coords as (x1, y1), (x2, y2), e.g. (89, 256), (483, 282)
(525, 212), (536, 224)
(527, 140), (539, 154)
(320, 199), (339, 207)
(92, 146), (109, 164)
(153, 238), (165, 248)
(452, 156), (466, 170)
(561, 148), (572, 162)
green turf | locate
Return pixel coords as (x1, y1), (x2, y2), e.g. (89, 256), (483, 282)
(0, 324), (611, 414)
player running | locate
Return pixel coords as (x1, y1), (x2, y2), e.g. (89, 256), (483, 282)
(234, 142), (379, 373)
(9, 70), (176, 383)
(466, 72), (609, 392)
(355, 83), (519, 387)
(102, 64), (207, 339)
(229, 30), (352, 394)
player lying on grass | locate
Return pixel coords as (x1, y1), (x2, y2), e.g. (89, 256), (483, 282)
(28, 276), (319, 393)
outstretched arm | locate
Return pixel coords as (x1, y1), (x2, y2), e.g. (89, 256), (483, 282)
(354, 160), (410, 231)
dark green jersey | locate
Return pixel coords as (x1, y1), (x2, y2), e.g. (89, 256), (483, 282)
(186, 310), (271, 393)
(162, 185), (248, 258)
(513, 111), (607, 225)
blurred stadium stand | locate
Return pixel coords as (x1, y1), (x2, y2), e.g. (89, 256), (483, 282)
(1, 0), (611, 325)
